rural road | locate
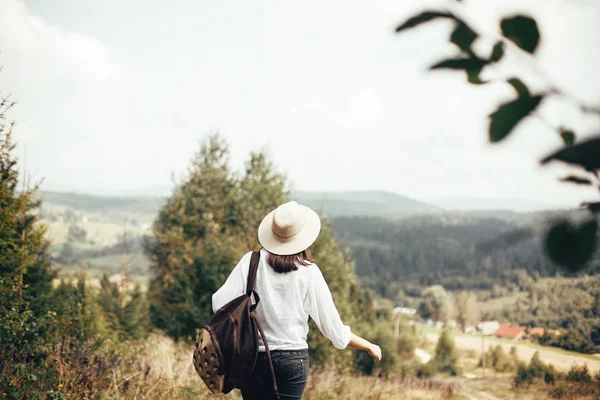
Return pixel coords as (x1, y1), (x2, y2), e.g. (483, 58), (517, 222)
(426, 332), (600, 373)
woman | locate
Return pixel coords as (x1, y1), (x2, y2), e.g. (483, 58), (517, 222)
(212, 201), (382, 399)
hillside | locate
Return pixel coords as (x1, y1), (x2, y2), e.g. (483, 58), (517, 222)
(38, 190), (599, 297)
(292, 190), (441, 217)
(332, 214), (600, 298)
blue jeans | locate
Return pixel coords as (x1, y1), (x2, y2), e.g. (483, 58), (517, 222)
(240, 349), (309, 400)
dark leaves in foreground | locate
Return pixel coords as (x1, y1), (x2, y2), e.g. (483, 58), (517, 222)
(396, 11), (454, 32)
(545, 218), (598, 273)
(541, 136), (600, 172)
(489, 95), (543, 142)
(500, 15), (541, 54)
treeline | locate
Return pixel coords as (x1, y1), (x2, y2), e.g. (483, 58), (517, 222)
(333, 216), (600, 298)
(486, 276), (600, 354)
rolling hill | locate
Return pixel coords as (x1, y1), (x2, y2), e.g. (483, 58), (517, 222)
(292, 190), (441, 217)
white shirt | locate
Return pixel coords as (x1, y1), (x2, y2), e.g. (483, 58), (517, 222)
(212, 249), (352, 352)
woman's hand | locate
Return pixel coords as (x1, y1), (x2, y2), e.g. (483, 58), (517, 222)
(367, 343), (382, 363)
(348, 332), (382, 363)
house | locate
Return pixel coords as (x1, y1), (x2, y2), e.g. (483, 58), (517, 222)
(494, 324), (527, 340)
(393, 307), (417, 317)
(529, 327), (545, 337)
(477, 321), (500, 336)
(464, 325), (477, 334)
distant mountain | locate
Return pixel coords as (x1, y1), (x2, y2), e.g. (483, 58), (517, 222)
(433, 196), (569, 213)
(292, 190), (441, 218)
(38, 191), (164, 215)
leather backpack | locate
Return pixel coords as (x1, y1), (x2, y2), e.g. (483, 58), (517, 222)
(193, 250), (277, 394)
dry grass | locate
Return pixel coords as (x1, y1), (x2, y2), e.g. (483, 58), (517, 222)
(41, 333), (461, 399)
(304, 370), (459, 400)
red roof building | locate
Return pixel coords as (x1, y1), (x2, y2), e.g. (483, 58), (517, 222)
(529, 327), (545, 337)
(494, 324), (527, 340)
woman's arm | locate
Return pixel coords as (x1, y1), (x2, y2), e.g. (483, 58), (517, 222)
(348, 332), (382, 363)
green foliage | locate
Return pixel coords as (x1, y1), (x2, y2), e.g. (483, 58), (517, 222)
(513, 361), (533, 387)
(354, 321), (398, 376)
(566, 364), (591, 383)
(431, 330), (459, 376)
(489, 94), (543, 143)
(0, 92), (57, 382)
(97, 274), (151, 341)
(544, 218), (598, 273)
(418, 285), (449, 322)
(479, 345), (516, 372)
(500, 15), (540, 54)
(528, 351), (546, 379)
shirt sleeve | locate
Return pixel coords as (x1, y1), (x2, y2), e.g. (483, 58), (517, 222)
(212, 252), (250, 313)
(304, 264), (352, 350)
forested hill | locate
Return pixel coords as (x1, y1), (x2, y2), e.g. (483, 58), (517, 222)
(290, 191), (440, 217)
(333, 214), (600, 298)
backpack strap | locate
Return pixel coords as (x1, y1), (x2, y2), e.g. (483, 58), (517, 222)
(246, 250), (261, 297)
(247, 250), (278, 393)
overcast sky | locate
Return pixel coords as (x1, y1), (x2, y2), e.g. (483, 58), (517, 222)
(0, 0), (599, 209)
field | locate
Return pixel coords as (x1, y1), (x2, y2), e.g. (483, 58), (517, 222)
(425, 329), (600, 373)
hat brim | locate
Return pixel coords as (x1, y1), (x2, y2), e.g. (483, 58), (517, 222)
(258, 205), (321, 255)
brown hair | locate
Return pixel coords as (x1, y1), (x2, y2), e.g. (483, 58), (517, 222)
(266, 249), (315, 273)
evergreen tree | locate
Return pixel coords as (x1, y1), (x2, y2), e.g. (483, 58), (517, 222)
(0, 93), (55, 364)
(145, 132), (375, 371)
(97, 274), (150, 341)
(145, 134), (268, 338)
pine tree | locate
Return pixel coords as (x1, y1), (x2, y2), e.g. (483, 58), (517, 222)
(145, 133), (245, 339)
(0, 93), (55, 364)
(97, 274), (150, 340)
(145, 133), (375, 362)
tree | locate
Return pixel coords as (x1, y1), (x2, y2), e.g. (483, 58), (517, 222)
(0, 83), (56, 367)
(145, 133), (243, 339)
(419, 285), (449, 323)
(432, 329), (459, 375)
(395, 2), (600, 273)
(455, 291), (479, 330)
(146, 133), (375, 373)
(97, 274), (150, 341)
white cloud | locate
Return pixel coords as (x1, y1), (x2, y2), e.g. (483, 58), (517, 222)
(0, 0), (124, 80)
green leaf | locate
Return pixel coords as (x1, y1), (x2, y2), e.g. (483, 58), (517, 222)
(467, 68), (486, 85)
(430, 57), (489, 84)
(560, 128), (576, 146)
(450, 21), (478, 53)
(545, 218), (598, 273)
(582, 202), (600, 214)
(489, 96), (543, 142)
(490, 41), (505, 62)
(430, 57), (487, 71)
(507, 78), (530, 98)
(541, 135), (600, 171)
(559, 176), (592, 185)
(396, 11), (454, 32)
(500, 15), (540, 54)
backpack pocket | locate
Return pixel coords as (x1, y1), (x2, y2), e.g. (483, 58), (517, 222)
(193, 328), (224, 393)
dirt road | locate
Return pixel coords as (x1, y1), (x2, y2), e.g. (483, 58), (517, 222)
(426, 332), (600, 373)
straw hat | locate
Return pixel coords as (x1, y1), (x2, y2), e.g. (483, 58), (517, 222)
(258, 201), (321, 255)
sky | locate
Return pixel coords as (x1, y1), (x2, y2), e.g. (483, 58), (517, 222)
(0, 0), (599, 210)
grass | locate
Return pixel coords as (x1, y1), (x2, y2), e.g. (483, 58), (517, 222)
(29, 333), (461, 400)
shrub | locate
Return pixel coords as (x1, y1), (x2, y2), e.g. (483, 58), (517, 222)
(549, 383), (568, 399)
(432, 330), (459, 375)
(566, 364), (592, 383)
(513, 361), (533, 387)
(528, 351), (546, 379)
(479, 345), (515, 372)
